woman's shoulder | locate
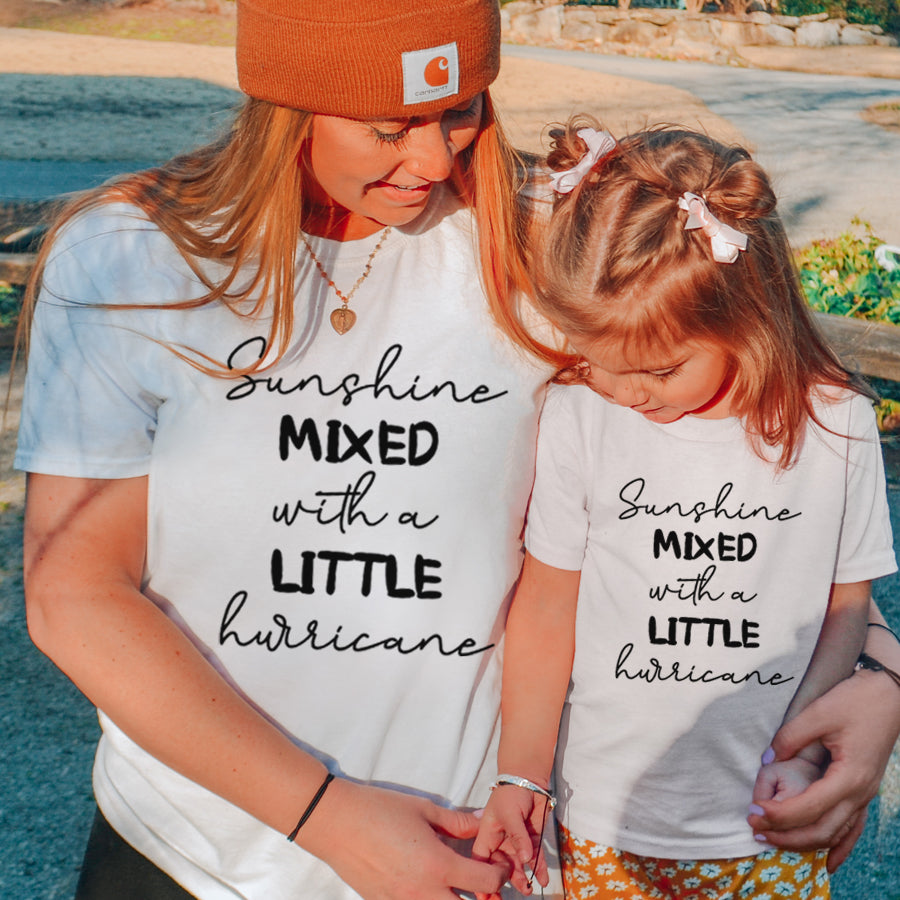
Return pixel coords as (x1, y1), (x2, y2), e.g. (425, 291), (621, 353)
(52, 200), (157, 253)
(43, 200), (201, 304)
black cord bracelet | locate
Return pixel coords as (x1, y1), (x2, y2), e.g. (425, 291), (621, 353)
(287, 772), (335, 842)
(867, 621), (900, 645)
(855, 652), (900, 692)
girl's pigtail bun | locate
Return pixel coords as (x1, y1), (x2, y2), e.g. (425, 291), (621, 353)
(705, 155), (777, 224)
(545, 115), (611, 191)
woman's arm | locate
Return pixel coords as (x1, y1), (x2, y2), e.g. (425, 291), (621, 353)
(752, 581), (871, 802)
(25, 472), (508, 900)
(748, 599), (900, 870)
(473, 552), (579, 896)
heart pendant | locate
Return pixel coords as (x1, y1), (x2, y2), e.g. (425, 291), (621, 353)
(330, 307), (357, 335)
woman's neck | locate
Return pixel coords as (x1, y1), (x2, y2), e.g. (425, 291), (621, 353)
(302, 202), (385, 242)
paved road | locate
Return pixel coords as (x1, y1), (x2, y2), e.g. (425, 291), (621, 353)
(504, 45), (900, 248)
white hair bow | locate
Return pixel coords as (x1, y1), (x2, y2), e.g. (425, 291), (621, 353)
(678, 192), (748, 264)
(549, 128), (617, 194)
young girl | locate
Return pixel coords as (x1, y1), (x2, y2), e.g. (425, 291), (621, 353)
(473, 121), (899, 899)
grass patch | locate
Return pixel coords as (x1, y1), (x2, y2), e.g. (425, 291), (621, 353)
(861, 100), (900, 133)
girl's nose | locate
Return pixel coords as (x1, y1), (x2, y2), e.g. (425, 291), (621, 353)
(612, 377), (648, 408)
(405, 121), (455, 183)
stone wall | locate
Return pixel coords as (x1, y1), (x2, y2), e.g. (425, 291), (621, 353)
(501, 2), (898, 64)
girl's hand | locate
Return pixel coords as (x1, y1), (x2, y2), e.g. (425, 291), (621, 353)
(752, 756), (822, 805)
(298, 778), (511, 900)
(747, 669), (900, 871)
(471, 785), (550, 900)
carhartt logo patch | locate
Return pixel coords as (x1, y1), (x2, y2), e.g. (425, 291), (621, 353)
(402, 42), (459, 106)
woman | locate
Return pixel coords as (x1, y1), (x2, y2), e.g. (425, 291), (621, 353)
(16, 2), (900, 898)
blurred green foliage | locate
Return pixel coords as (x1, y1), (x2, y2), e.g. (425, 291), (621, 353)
(778, 0), (899, 33)
(797, 219), (900, 324)
(796, 220), (900, 428)
(0, 283), (22, 330)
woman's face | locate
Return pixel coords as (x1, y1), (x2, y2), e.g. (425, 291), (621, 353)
(305, 94), (484, 239)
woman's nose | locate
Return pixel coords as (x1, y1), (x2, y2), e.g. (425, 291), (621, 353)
(405, 121), (455, 182)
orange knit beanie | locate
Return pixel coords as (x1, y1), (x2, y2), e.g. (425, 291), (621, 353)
(236, 0), (501, 118)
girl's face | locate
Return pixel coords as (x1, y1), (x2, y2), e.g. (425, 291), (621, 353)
(305, 94), (484, 240)
(569, 336), (736, 425)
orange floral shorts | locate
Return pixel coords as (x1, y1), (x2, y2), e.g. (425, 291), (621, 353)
(558, 823), (830, 900)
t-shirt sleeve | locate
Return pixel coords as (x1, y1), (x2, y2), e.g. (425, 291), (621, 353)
(525, 385), (591, 571)
(14, 212), (163, 478)
(833, 392), (897, 584)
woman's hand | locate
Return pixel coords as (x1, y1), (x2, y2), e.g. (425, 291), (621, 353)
(298, 778), (511, 900)
(747, 668), (900, 871)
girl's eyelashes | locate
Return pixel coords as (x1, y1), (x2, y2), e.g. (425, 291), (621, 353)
(650, 366), (681, 381)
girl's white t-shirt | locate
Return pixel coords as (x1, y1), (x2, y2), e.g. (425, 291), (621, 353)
(16, 191), (553, 898)
(527, 383), (896, 860)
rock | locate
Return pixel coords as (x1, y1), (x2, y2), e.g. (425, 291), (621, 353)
(561, 20), (598, 44)
(840, 25), (879, 46)
(667, 16), (715, 42)
(630, 9), (678, 28)
(609, 19), (663, 45)
(669, 36), (728, 62)
(533, 5), (564, 42)
(562, 8), (599, 27)
(796, 20), (841, 47)
(763, 23), (797, 47)
(503, 11), (542, 43)
(594, 8), (628, 26)
(501, 2), (895, 62)
(561, 8), (600, 43)
(714, 20), (771, 47)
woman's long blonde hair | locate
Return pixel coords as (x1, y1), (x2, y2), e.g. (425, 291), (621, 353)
(538, 118), (873, 469)
(21, 92), (562, 373)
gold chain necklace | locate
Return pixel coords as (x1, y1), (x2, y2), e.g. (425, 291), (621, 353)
(299, 226), (393, 335)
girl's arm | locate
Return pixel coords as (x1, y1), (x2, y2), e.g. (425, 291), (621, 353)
(472, 551), (580, 897)
(25, 472), (509, 900)
(782, 581), (871, 760)
(748, 598), (900, 870)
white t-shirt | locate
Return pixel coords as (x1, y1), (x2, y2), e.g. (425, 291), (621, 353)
(16, 191), (554, 898)
(526, 384), (896, 860)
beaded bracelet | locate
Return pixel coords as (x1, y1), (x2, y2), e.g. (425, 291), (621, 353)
(491, 774), (557, 809)
(287, 772), (335, 842)
(855, 652), (900, 693)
